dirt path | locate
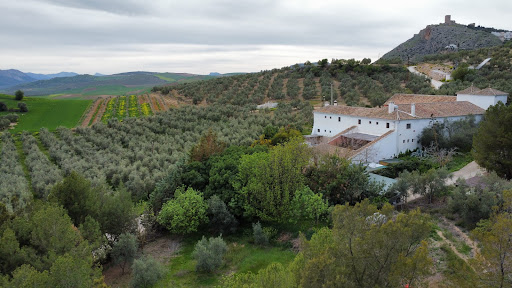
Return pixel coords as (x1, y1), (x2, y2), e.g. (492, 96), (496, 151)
(446, 161), (486, 185)
(91, 97), (110, 125)
(146, 94), (158, 113)
(408, 66), (443, 90)
(80, 98), (102, 127)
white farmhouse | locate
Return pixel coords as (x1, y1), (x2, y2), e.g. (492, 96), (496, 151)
(310, 86), (508, 163)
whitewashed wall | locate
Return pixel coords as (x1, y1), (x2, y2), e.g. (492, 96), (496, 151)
(456, 94), (507, 110)
(312, 112), (395, 137)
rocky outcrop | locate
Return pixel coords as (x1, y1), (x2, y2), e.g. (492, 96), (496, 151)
(381, 24), (503, 63)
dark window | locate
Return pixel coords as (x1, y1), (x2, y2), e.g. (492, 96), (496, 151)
(412, 139), (414, 142)
(369, 121), (372, 124)
(406, 123), (411, 129)
(386, 123), (390, 128)
(317, 129), (320, 133)
(324, 130), (326, 132)
(329, 116), (332, 119)
(329, 131), (331, 133)
(376, 122), (379, 125)
(324, 116), (327, 118)
(403, 140), (405, 143)
(407, 139), (409, 143)
(358, 119), (361, 124)
(338, 117), (341, 122)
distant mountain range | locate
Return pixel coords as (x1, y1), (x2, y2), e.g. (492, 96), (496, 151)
(0, 70), (240, 96)
(0, 69), (101, 89)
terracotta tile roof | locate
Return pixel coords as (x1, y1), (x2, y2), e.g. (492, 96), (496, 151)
(315, 101), (485, 120)
(456, 85), (481, 95)
(385, 94), (456, 105)
(473, 87), (509, 96)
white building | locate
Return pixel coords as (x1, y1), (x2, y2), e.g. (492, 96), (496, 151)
(456, 86), (508, 110)
(310, 87), (508, 163)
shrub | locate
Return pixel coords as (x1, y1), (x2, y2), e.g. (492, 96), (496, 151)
(0, 102), (7, 112)
(3, 114), (19, 123)
(253, 222), (268, 246)
(15, 90), (24, 101)
(130, 255), (164, 288)
(18, 102), (28, 112)
(193, 235), (228, 273)
(0, 118), (10, 130)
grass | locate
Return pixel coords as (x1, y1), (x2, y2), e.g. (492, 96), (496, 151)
(446, 153), (473, 173)
(0, 94), (91, 133)
(440, 244), (478, 286)
(154, 235), (296, 288)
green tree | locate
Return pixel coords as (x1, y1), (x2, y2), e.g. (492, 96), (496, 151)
(0, 102), (7, 111)
(49, 252), (98, 288)
(473, 102), (512, 179)
(17, 102), (28, 112)
(193, 235), (228, 273)
(473, 190), (512, 287)
(305, 154), (382, 205)
(111, 233), (138, 274)
(252, 222), (268, 246)
(49, 172), (99, 226)
(130, 255), (164, 288)
(236, 138), (310, 222)
(15, 90), (24, 101)
(295, 200), (432, 287)
(207, 195), (238, 234)
(393, 168), (450, 204)
(291, 186), (329, 224)
(157, 187), (208, 234)
(8, 264), (50, 287)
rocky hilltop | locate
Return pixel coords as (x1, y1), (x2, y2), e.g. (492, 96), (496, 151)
(382, 23), (503, 63)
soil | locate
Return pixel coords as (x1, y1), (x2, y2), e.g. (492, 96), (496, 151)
(80, 98), (102, 127)
(91, 97), (110, 125)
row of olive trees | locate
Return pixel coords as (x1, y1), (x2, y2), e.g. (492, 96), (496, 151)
(0, 133), (31, 213)
(20, 132), (62, 199)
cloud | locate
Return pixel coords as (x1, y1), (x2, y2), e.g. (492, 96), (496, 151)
(0, 0), (511, 74)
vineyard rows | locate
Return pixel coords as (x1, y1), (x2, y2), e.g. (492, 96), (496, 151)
(1, 103), (312, 213)
(81, 94), (166, 127)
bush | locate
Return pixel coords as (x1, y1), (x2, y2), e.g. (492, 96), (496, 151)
(0, 102), (7, 112)
(3, 114), (19, 123)
(252, 222), (268, 246)
(15, 90), (24, 101)
(0, 118), (10, 130)
(193, 235), (228, 273)
(130, 255), (165, 288)
(17, 102), (28, 112)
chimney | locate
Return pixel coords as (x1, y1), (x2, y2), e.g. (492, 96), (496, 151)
(334, 100), (338, 106)
(388, 102), (395, 113)
(411, 103), (416, 116)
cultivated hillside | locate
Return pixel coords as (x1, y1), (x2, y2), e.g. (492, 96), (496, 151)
(152, 60), (434, 108)
(381, 23), (503, 63)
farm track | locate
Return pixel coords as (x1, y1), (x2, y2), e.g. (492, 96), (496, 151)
(81, 98), (102, 127)
(147, 94), (159, 113)
(91, 97), (110, 125)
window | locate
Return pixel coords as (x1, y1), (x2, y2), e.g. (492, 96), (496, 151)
(317, 129), (320, 133)
(403, 140), (405, 143)
(407, 139), (409, 143)
(338, 117), (341, 122)
(386, 123), (390, 128)
(369, 121), (372, 124)
(324, 116), (327, 119)
(329, 131), (331, 133)
(376, 122), (379, 125)
(406, 123), (411, 129)
(358, 119), (361, 124)
(324, 130), (326, 132)
(412, 139), (414, 142)
(329, 116), (332, 119)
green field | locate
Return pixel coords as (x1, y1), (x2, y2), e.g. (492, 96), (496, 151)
(0, 94), (91, 133)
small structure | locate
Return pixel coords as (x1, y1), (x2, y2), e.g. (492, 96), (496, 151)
(256, 101), (278, 109)
(444, 15), (456, 25)
(456, 85), (508, 110)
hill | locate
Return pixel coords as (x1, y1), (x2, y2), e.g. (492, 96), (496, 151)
(381, 23), (503, 63)
(152, 60), (435, 107)
(1, 72), (221, 97)
(25, 71), (78, 80)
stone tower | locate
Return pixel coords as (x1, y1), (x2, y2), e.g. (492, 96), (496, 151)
(445, 15), (451, 24)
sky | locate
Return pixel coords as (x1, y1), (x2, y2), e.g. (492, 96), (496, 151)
(1, 0), (511, 75)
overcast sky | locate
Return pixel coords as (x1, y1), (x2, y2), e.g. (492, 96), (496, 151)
(1, 0), (511, 75)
